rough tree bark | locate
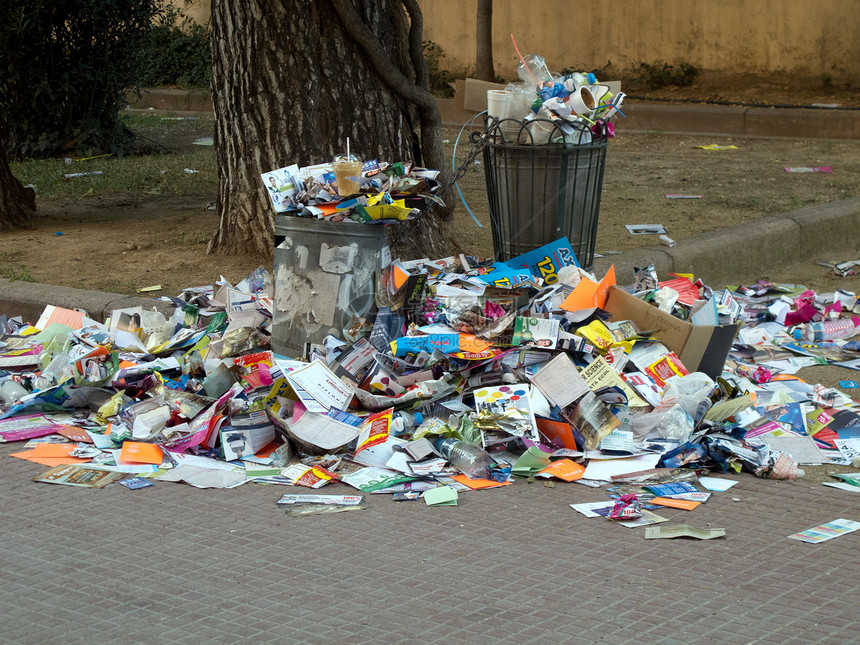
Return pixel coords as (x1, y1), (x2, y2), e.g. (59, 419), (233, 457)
(208, 0), (457, 260)
(0, 120), (35, 230)
(475, 0), (495, 82)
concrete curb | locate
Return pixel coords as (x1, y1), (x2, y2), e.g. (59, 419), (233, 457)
(130, 89), (860, 140)
(620, 102), (860, 140)
(0, 279), (174, 326)
(593, 196), (860, 286)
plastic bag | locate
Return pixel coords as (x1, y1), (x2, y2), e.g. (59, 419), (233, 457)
(656, 372), (715, 422)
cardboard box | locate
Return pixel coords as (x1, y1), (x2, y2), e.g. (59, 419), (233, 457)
(604, 286), (738, 379)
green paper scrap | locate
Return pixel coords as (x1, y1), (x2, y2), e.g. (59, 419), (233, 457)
(511, 446), (552, 477)
(423, 485), (458, 506)
(244, 464), (282, 478)
(831, 472), (860, 487)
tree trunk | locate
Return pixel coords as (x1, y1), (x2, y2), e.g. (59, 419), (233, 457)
(475, 0), (495, 82)
(208, 0), (457, 260)
(0, 121), (35, 230)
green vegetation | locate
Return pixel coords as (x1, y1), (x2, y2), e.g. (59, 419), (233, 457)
(0, 253), (32, 282)
(140, 5), (212, 89)
(10, 113), (216, 199)
(423, 41), (475, 97)
(0, 0), (164, 159)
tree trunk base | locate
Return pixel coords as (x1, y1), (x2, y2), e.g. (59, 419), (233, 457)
(0, 175), (36, 231)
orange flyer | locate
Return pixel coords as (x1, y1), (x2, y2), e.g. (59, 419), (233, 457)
(537, 458), (586, 482)
(119, 441), (164, 465)
(650, 497), (701, 511)
(450, 474), (512, 490)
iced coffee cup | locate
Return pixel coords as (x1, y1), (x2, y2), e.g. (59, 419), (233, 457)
(332, 154), (362, 197)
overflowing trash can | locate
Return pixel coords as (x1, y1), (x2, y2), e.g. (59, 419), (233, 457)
(480, 117), (609, 270)
(271, 216), (389, 356)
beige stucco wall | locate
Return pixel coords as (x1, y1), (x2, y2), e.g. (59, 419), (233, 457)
(170, 0), (210, 26)
(420, 0), (859, 81)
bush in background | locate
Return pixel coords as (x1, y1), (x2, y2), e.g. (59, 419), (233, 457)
(0, 0), (164, 159)
(140, 4), (211, 89)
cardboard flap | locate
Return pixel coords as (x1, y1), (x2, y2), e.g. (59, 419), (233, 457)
(604, 286), (737, 379)
(604, 286), (691, 356)
(681, 323), (740, 379)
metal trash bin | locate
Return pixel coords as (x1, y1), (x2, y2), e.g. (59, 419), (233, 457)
(480, 118), (609, 270)
(271, 216), (389, 356)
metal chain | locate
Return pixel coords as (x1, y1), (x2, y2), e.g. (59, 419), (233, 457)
(435, 125), (490, 198)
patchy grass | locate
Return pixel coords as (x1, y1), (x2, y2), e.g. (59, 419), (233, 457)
(10, 149), (216, 200)
(9, 111), (216, 200)
(0, 252), (33, 282)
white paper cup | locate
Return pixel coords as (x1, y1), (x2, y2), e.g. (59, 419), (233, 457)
(568, 86), (597, 117)
(487, 90), (513, 120)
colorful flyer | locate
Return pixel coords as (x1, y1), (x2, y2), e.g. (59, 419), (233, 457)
(260, 164), (299, 213)
(787, 518), (860, 543)
(512, 316), (560, 349)
(502, 238), (579, 284)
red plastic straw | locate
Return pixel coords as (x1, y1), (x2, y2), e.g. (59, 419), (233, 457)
(510, 34), (538, 86)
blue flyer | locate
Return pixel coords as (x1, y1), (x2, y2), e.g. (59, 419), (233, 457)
(472, 263), (533, 287)
(391, 334), (459, 357)
(120, 477), (154, 490)
(501, 238), (580, 285)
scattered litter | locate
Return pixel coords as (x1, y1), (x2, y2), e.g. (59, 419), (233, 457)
(120, 476), (154, 489)
(787, 518), (860, 543)
(659, 235), (676, 247)
(33, 464), (126, 488)
(54, 232), (63, 236)
(161, 116), (199, 121)
(698, 476), (738, 492)
(818, 259), (860, 277)
(64, 171), (103, 179)
(183, 168), (199, 174)
(665, 194), (703, 199)
(823, 482), (860, 493)
(136, 285), (162, 293)
(644, 524), (726, 539)
(0, 209), (856, 537)
(784, 166), (832, 173)
(695, 144), (738, 151)
(625, 224), (668, 235)
(277, 493), (366, 516)
(839, 380), (859, 389)
(192, 137), (214, 146)
(423, 486), (458, 506)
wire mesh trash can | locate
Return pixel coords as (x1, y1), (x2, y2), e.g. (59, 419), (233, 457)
(271, 216), (389, 356)
(480, 118), (609, 270)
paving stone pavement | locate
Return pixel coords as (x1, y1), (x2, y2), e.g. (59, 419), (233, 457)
(1, 439), (858, 645)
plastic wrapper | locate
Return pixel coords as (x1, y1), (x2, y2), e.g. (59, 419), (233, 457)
(277, 493), (367, 516)
(654, 286), (679, 313)
(473, 407), (533, 439)
(609, 493), (642, 520)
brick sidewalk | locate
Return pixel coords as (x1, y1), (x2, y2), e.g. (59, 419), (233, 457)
(1, 440), (857, 644)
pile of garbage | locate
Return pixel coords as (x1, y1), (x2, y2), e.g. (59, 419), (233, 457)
(261, 157), (442, 223)
(1, 239), (859, 523)
(486, 53), (625, 145)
